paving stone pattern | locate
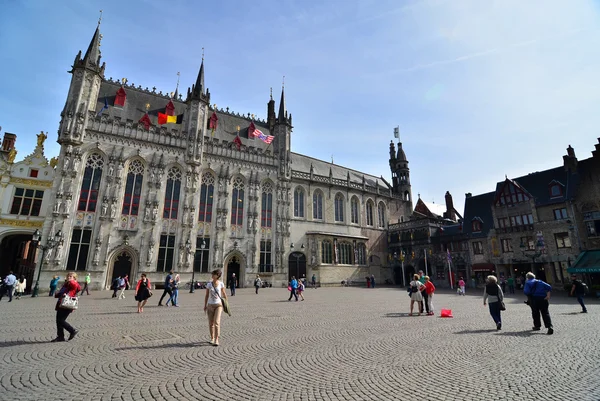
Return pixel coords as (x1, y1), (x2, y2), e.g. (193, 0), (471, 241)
(0, 287), (598, 401)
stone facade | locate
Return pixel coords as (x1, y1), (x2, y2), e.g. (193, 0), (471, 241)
(33, 25), (413, 290)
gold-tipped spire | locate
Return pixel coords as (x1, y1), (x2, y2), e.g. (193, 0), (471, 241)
(145, 103), (151, 111)
(98, 10), (103, 27)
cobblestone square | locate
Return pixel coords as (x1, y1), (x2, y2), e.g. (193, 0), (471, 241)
(1, 287), (598, 401)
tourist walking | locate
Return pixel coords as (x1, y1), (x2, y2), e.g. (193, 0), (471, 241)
(254, 275), (262, 294)
(288, 276), (299, 301)
(507, 276), (515, 294)
(423, 276), (435, 316)
(311, 274), (317, 289)
(49, 275), (60, 296)
(15, 275), (26, 299)
(370, 274), (375, 289)
(80, 273), (91, 295)
(204, 269), (227, 346)
(166, 274), (180, 306)
(483, 275), (504, 330)
(229, 273), (237, 296)
(111, 276), (121, 298)
(298, 279), (305, 301)
(524, 272), (553, 335)
(134, 274), (152, 313)
(570, 274), (588, 313)
(458, 277), (466, 295)
(0, 271), (16, 302)
(409, 274), (424, 316)
(117, 276), (128, 300)
(418, 271), (429, 314)
(52, 272), (81, 342)
(157, 271), (173, 306)
(500, 278), (507, 293)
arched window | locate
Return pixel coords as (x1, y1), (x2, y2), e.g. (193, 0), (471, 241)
(321, 240), (332, 264)
(78, 153), (104, 212)
(366, 200), (374, 226)
(339, 242), (353, 264)
(404, 191), (410, 202)
(122, 160), (144, 216)
(356, 243), (367, 265)
(313, 191), (323, 220)
(294, 187), (305, 218)
(334, 194), (344, 222)
(231, 177), (245, 225)
(261, 181), (273, 228)
(198, 173), (215, 222)
(378, 202), (386, 228)
(350, 197), (359, 224)
(163, 167), (182, 219)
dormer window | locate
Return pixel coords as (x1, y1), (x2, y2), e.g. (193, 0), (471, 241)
(549, 181), (563, 198)
(496, 181), (530, 206)
(472, 219), (482, 232)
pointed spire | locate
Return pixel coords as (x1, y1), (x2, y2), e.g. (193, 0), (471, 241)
(82, 25), (102, 69)
(191, 49), (205, 101)
(277, 79), (287, 123)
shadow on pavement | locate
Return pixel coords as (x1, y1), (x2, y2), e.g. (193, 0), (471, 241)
(453, 329), (497, 334)
(0, 340), (52, 348)
(383, 312), (413, 318)
(115, 342), (214, 351)
(494, 330), (538, 338)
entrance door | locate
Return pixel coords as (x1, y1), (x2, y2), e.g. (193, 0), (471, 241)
(227, 257), (241, 288)
(288, 252), (306, 282)
(112, 252), (132, 283)
(0, 234), (36, 292)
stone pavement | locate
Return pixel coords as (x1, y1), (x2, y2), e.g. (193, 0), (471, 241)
(0, 286), (598, 401)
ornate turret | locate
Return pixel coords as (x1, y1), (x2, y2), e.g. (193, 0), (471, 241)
(191, 59), (210, 103)
(72, 22), (105, 77)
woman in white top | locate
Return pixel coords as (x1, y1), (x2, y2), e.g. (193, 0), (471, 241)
(409, 274), (424, 316)
(204, 269), (228, 346)
(15, 275), (26, 299)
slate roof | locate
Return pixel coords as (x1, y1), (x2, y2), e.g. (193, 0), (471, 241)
(494, 166), (578, 206)
(463, 192), (495, 239)
(422, 201), (446, 218)
(290, 153), (389, 189)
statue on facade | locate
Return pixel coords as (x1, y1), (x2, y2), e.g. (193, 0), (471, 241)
(109, 201), (117, 219)
(101, 200), (109, 217)
(64, 196), (72, 214)
(93, 245), (100, 265)
(147, 242), (155, 264)
(54, 241), (64, 262)
(37, 132), (47, 148)
(152, 204), (158, 221)
(144, 205), (151, 221)
(63, 155), (71, 171)
(108, 164), (114, 177)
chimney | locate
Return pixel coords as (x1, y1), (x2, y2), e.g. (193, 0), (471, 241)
(1, 132), (16, 152)
(444, 191), (456, 221)
(563, 145), (578, 172)
(465, 193), (472, 198)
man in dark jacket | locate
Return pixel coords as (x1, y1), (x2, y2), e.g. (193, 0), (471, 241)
(570, 275), (588, 313)
(523, 272), (553, 335)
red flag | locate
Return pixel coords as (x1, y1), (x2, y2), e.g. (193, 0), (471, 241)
(233, 135), (242, 150)
(165, 100), (175, 116)
(209, 112), (218, 130)
(248, 121), (256, 137)
(138, 113), (151, 130)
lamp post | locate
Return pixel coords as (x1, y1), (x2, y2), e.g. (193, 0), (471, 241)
(520, 238), (542, 275)
(31, 229), (63, 297)
(394, 250), (406, 287)
(190, 238), (205, 294)
(289, 243), (305, 279)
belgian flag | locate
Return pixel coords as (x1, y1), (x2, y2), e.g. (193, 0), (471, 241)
(158, 112), (184, 125)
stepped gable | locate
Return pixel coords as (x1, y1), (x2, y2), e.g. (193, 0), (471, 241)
(290, 152), (388, 190)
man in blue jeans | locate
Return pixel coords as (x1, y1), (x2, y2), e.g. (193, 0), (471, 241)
(570, 275), (588, 313)
(288, 276), (298, 301)
(158, 271), (173, 306)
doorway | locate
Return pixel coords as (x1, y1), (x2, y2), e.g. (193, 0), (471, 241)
(0, 234), (36, 292)
(227, 257), (241, 288)
(288, 252), (306, 282)
(111, 251), (132, 283)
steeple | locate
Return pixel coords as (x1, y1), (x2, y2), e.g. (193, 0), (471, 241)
(267, 87), (276, 132)
(73, 22), (105, 76)
(277, 85), (287, 123)
(396, 142), (407, 161)
(190, 57), (209, 103)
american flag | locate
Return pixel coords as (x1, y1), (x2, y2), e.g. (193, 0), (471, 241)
(446, 249), (452, 263)
(256, 129), (274, 144)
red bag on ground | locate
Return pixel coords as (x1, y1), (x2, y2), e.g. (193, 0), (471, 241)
(440, 309), (453, 318)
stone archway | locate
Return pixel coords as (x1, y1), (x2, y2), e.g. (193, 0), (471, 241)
(0, 231), (37, 292)
(224, 250), (246, 288)
(106, 246), (138, 289)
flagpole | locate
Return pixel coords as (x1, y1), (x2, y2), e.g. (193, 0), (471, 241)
(448, 257), (453, 289)
(424, 249), (428, 277)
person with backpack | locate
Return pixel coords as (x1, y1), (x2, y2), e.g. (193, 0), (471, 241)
(254, 275), (262, 294)
(111, 276), (121, 298)
(570, 274), (588, 313)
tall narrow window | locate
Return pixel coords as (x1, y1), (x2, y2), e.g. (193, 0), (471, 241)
(157, 234), (176, 272)
(198, 173), (215, 222)
(378, 202), (386, 228)
(338, 242), (353, 264)
(351, 197), (359, 224)
(260, 240), (272, 272)
(366, 201), (374, 226)
(122, 160), (144, 216)
(66, 229), (91, 271)
(231, 177), (245, 225)
(78, 153), (104, 212)
(193, 237), (210, 272)
(334, 194), (344, 222)
(10, 188), (44, 216)
(294, 187), (305, 218)
(321, 240), (333, 264)
(163, 167), (182, 219)
(313, 191), (323, 220)
(356, 243), (366, 265)
(261, 181), (273, 227)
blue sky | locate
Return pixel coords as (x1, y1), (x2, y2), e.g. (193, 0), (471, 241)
(1, 0), (599, 214)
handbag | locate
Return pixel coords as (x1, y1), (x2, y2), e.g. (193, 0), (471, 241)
(213, 284), (231, 317)
(60, 294), (79, 310)
(497, 285), (506, 311)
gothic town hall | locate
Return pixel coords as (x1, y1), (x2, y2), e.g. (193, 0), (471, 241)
(33, 25), (413, 289)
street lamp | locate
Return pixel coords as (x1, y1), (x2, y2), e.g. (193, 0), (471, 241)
(190, 238), (205, 293)
(394, 250), (406, 287)
(31, 229), (63, 297)
(289, 243), (305, 279)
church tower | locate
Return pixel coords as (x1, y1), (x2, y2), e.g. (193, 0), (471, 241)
(273, 86), (292, 179)
(389, 139), (412, 210)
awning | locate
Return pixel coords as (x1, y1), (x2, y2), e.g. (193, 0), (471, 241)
(567, 250), (600, 273)
(472, 263), (495, 272)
